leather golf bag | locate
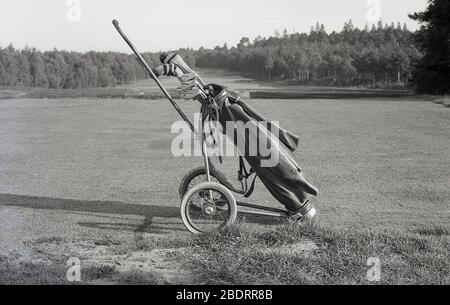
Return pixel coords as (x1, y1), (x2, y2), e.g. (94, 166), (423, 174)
(208, 84), (318, 213)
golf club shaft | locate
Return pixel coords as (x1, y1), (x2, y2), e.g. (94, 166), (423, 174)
(112, 19), (196, 134)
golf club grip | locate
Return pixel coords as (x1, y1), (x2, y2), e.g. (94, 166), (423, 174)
(112, 19), (195, 133)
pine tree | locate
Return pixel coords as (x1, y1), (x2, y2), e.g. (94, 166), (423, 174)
(409, 0), (450, 94)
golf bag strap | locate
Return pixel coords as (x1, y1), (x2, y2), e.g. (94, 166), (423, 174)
(244, 174), (257, 198)
(201, 102), (222, 163)
(238, 156), (256, 177)
(238, 156), (257, 198)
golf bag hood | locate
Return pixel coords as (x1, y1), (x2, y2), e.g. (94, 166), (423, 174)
(209, 84), (318, 212)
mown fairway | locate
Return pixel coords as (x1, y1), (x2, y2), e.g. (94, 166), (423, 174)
(0, 73), (448, 284)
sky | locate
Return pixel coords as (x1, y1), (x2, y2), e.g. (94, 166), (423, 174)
(0, 0), (428, 53)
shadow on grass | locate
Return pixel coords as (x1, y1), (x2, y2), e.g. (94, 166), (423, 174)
(0, 193), (281, 235)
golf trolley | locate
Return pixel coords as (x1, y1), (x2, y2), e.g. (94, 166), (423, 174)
(113, 20), (315, 234)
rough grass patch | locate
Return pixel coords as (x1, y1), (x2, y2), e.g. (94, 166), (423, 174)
(0, 258), (69, 285)
(416, 224), (450, 236)
(33, 236), (64, 245)
(93, 237), (122, 246)
(187, 221), (450, 285)
(83, 264), (118, 281)
(114, 269), (162, 285)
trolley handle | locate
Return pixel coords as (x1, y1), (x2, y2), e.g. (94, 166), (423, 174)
(112, 19), (196, 134)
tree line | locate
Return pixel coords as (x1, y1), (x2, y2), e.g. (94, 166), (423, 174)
(0, 46), (196, 89)
(1, 4), (448, 95)
(194, 20), (422, 88)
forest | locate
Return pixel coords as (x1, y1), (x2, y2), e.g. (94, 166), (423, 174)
(0, 46), (195, 89)
(0, 14), (446, 92)
(195, 20), (421, 88)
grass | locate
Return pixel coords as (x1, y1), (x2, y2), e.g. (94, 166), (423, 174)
(83, 264), (162, 285)
(434, 96), (450, 107)
(105, 231), (192, 256)
(0, 261), (162, 285)
(187, 221), (450, 285)
(0, 85), (171, 100)
(113, 269), (162, 285)
(1, 221), (448, 284)
(1, 70), (449, 285)
(0, 255), (69, 285)
(416, 224), (450, 236)
(33, 236), (65, 245)
(0, 254), (163, 285)
(83, 264), (119, 282)
(250, 90), (414, 100)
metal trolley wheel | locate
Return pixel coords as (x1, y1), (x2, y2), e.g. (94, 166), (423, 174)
(180, 182), (237, 234)
(179, 167), (219, 199)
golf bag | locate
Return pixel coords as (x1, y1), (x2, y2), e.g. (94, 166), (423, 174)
(206, 84), (318, 213)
